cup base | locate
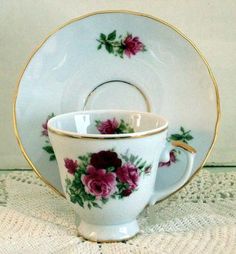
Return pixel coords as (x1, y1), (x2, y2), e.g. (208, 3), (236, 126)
(77, 220), (139, 242)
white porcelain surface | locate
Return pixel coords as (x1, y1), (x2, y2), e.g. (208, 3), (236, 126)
(47, 110), (195, 241)
(15, 11), (218, 195)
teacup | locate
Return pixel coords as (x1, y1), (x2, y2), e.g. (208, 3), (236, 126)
(48, 110), (196, 242)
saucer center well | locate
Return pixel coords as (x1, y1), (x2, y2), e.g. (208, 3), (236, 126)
(83, 80), (150, 112)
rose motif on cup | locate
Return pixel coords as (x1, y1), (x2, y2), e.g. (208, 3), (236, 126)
(64, 158), (78, 175)
(95, 118), (134, 134)
(90, 150), (122, 169)
(64, 150), (151, 209)
(97, 30), (146, 58)
(81, 166), (117, 199)
(116, 163), (139, 195)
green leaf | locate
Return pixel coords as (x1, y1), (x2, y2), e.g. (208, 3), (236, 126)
(180, 126), (185, 133)
(87, 203), (92, 209)
(117, 46), (124, 54)
(107, 30), (116, 41)
(184, 130), (191, 135)
(105, 43), (113, 53)
(101, 198), (108, 204)
(70, 194), (84, 206)
(48, 112), (55, 119)
(169, 134), (183, 141)
(186, 135), (193, 141)
(142, 46), (147, 52)
(95, 120), (101, 127)
(65, 178), (71, 185)
(127, 127), (135, 133)
(107, 166), (115, 172)
(85, 194), (96, 201)
(117, 119), (134, 134)
(130, 154), (136, 163)
(92, 202), (102, 209)
(49, 154), (56, 161)
(42, 145), (54, 154)
(76, 195), (84, 207)
(100, 33), (106, 41)
(97, 44), (102, 50)
(121, 154), (129, 162)
(135, 158), (142, 166)
(117, 182), (129, 192)
(138, 161), (146, 170)
(78, 155), (90, 164)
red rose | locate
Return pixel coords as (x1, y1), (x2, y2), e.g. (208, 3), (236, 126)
(81, 165), (117, 198)
(90, 151), (122, 170)
(64, 158), (78, 174)
(97, 118), (119, 134)
(123, 35), (144, 58)
(41, 121), (49, 136)
(159, 151), (176, 167)
(116, 163), (139, 190)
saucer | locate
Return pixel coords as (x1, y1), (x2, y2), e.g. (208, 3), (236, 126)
(14, 11), (220, 198)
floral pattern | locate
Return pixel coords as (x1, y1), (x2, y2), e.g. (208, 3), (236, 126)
(97, 30), (146, 58)
(159, 127), (194, 167)
(95, 118), (134, 134)
(41, 113), (56, 161)
(65, 150), (151, 209)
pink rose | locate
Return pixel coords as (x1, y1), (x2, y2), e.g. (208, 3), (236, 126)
(64, 158), (78, 174)
(97, 118), (119, 134)
(116, 163), (139, 190)
(123, 35), (144, 58)
(41, 113), (54, 136)
(41, 121), (49, 136)
(159, 150), (176, 167)
(81, 165), (117, 198)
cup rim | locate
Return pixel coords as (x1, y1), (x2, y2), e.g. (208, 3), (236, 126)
(47, 109), (168, 139)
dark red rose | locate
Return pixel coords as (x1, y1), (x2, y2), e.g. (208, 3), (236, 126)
(64, 158), (78, 174)
(122, 189), (132, 197)
(97, 118), (119, 134)
(159, 150), (177, 167)
(90, 150), (122, 169)
(116, 163), (139, 190)
(123, 34), (144, 58)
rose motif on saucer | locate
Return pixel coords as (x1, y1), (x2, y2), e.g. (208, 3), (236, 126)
(41, 113), (56, 161)
(97, 30), (147, 58)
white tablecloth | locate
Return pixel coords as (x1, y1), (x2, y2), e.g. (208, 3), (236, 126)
(0, 170), (235, 253)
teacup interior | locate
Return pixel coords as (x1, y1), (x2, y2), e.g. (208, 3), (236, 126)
(48, 110), (167, 135)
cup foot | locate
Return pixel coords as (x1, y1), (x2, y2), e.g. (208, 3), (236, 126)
(78, 220), (139, 242)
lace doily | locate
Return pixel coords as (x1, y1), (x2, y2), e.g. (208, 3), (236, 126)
(0, 170), (235, 253)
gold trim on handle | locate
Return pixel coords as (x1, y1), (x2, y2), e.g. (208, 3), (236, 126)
(13, 10), (221, 199)
(172, 141), (197, 154)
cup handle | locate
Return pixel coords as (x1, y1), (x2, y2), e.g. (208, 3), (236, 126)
(149, 141), (196, 205)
